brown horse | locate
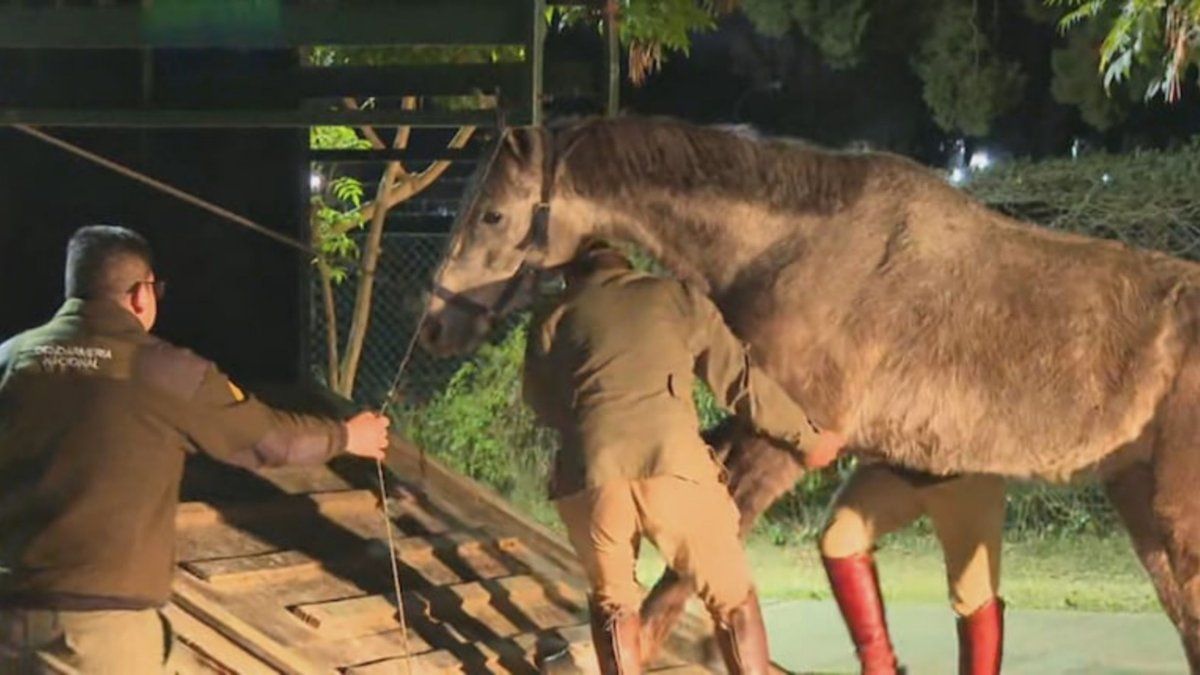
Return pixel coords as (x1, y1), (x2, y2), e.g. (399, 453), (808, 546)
(417, 116), (1200, 669)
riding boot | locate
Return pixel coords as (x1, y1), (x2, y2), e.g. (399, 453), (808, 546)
(588, 598), (643, 675)
(823, 554), (902, 675)
(712, 589), (772, 675)
(956, 597), (1004, 675)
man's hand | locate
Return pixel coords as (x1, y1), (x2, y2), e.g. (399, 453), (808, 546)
(804, 430), (846, 470)
(344, 412), (391, 461)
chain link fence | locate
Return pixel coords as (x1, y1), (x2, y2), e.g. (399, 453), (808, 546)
(307, 232), (462, 406)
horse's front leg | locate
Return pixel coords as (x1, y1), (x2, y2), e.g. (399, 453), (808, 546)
(639, 421), (808, 663)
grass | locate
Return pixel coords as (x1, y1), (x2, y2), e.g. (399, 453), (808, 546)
(483, 473), (1159, 614)
(635, 529), (1160, 614)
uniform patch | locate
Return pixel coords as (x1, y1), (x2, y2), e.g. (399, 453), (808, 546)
(227, 381), (247, 402)
(28, 344), (113, 373)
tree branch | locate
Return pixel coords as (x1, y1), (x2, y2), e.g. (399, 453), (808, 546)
(386, 125), (477, 207)
(342, 97), (387, 150)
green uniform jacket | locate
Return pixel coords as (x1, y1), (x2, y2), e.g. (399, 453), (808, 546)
(523, 268), (820, 499)
(0, 300), (347, 610)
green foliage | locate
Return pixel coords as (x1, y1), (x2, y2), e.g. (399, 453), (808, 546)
(1004, 482), (1117, 537)
(404, 319), (558, 500)
(965, 138), (1200, 260)
(739, 0), (871, 67)
(622, 0), (719, 56)
(1047, 0), (1200, 101)
(307, 44), (525, 67)
(740, 0), (794, 38)
(911, 1), (1028, 137)
(550, 0), (722, 81)
(790, 0), (873, 69)
(309, 125), (371, 152)
(1051, 30), (1132, 130)
(309, 123), (369, 284)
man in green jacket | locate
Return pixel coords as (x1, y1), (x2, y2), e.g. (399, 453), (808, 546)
(0, 225), (391, 674)
(524, 241), (844, 674)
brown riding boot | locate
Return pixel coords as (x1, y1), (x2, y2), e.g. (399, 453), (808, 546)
(712, 589), (772, 675)
(823, 554), (902, 675)
(589, 598), (643, 675)
(957, 597), (1004, 675)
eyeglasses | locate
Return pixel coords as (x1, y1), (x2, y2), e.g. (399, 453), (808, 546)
(129, 279), (167, 301)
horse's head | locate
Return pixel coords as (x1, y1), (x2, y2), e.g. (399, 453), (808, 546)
(419, 126), (587, 356)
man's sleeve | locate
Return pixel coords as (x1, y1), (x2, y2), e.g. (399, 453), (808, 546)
(183, 365), (347, 469)
(521, 312), (566, 428)
(684, 283), (821, 451)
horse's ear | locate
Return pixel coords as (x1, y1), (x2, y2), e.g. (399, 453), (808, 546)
(503, 127), (539, 167)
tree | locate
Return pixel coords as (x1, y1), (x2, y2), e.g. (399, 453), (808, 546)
(910, 1), (1027, 137)
(742, 0), (873, 69)
(308, 46), (515, 398)
(1050, 25), (1134, 130)
(549, 0), (736, 112)
(1047, 0), (1200, 102)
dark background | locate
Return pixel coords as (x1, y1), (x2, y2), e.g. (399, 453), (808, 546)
(0, 50), (307, 385)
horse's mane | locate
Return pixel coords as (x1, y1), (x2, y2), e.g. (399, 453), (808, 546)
(554, 115), (895, 214)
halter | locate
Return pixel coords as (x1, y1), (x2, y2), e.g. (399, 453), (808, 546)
(431, 125), (557, 322)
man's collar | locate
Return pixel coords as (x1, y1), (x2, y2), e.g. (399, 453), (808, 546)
(55, 298), (147, 336)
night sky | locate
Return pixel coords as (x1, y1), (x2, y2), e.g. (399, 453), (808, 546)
(550, 10), (1200, 167)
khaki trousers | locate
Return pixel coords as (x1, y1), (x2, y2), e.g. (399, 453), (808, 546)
(0, 608), (167, 675)
(555, 475), (752, 618)
(820, 464), (1007, 615)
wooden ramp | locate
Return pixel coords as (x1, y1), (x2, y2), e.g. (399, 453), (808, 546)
(163, 395), (728, 674)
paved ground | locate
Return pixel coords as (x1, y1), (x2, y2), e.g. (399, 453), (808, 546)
(764, 600), (1187, 674)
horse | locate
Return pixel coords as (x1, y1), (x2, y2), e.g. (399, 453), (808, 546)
(416, 115), (1200, 670)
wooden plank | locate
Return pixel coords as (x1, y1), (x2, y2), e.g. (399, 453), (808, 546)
(308, 148), (484, 163)
(385, 438), (584, 576)
(0, 107), (499, 128)
(290, 594), (415, 636)
(0, 2), (530, 49)
(183, 551), (324, 588)
(344, 648), (488, 675)
(177, 489), (378, 529)
(292, 575), (581, 636)
(299, 64), (524, 98)
(382, 438), (738, 665)
(171, 575), (331, 675)
(161, 603), (282, 675)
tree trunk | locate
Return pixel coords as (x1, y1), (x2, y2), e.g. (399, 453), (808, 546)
(334, 94), (476, 399)
(337, 160), (402, 397)
(605, 0), (620, 116)
(317, 259), (341, 393)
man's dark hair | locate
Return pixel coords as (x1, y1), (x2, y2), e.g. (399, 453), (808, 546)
(64, 225), (154, 300)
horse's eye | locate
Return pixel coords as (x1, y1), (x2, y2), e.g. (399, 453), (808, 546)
(482, 211), (504, 226)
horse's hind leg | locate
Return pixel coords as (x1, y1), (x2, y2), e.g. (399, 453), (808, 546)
(1149, 342), (1200, 672)
(639, 424), (805, 664)
(1103, 463), (1186, 629)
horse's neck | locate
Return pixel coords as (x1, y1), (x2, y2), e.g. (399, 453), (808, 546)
(583, 194), (794, 295)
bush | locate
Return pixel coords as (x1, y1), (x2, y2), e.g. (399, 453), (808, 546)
(399, 316), (559, 526)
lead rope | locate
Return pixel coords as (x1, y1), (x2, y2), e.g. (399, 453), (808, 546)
(369, 118), (513, 673)
(10, 123), (429, 672)
(373, 298), (438, 675)
(10, 125), (315, 256)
